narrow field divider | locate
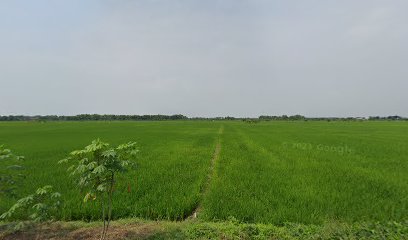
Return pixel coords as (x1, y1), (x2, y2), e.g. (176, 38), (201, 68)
(187, 126), (224, 220)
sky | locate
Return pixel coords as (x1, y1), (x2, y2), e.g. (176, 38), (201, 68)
(1, 0), (407, 117)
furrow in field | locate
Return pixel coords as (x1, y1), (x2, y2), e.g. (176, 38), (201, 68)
(187, 125), (223, 219)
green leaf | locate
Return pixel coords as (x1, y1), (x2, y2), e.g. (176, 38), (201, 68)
(58, 158), (69, 164)
(36, 185), (52, 195)
(102, 149), (116, 158)
(17, 195), (34, 205)
(83, 192), (95, 202)
(120, 161), (130, 167)
(73, 164), (87, 174)
(87, 161), (97, 170)
(93, 165), (106, 174)
(51, 192), (61, 198)
(79, 158), (89, 165)
(2, 149), (11, 154)
(32, 203), (46, 210)
(70, 149), (85, 156)
(78, 177), (88, 187)
(130, 150), (139, 156)
(67, 164), (76, 172)
(29, 213), (38, 220)
(0, 211), (12, 220)
(97, 184), (106, 192)
(13, 222), (26, 231)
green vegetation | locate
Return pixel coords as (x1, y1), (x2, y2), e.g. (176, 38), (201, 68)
(0, 185), (61, 231)
(202, 121), (408, 224)
(1, 218), (407, 239)
(0, 114), (188, 121)
(0, 121), (219, 221)
(0, 120), (407, 232)
(59, 139), (138, 239)
(0, 145), (24, 197)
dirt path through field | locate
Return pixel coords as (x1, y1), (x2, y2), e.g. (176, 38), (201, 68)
(187, 125), (223, 219)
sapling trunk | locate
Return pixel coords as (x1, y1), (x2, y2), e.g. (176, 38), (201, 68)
(106, 172), (115, 237)
(100, 193), (106, 240)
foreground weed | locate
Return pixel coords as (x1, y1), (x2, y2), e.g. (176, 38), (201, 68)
(0, 185), (61, 231)
(0, 145), (24, 197)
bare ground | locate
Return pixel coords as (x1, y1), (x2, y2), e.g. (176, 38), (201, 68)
(0, 221), (165, 240)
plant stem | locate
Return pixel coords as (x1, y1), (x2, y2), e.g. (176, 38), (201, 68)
(106, 172), (115, 237)
(100, 192), (106, 240)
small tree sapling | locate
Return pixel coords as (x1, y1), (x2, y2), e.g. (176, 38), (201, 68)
(59, 139), (138, 240)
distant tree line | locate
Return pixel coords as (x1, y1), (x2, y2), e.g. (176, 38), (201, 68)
(0, 114), (187, 121)
(259, 115), (306, 121)
(367, 116), (405, 121)
(260, 115), (407, 121)
(0, 114), (406, 122)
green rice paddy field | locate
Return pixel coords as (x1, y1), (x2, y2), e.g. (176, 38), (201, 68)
(0, 121), (407, 225)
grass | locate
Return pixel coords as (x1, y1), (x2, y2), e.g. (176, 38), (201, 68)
(0, 120), (407, 226)
(201, 121), (408, 224)
(0, 121), (221, 220)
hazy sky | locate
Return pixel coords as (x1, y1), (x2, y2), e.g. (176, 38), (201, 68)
(1, 0), (407, 117)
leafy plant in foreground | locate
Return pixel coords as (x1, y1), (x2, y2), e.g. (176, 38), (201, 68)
(0, 145), (24, 197)
(59, 139), (138, 240)
(0, 185), (61, 231)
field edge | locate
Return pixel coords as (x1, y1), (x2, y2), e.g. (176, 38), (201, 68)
(1, 218), (407, 240)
